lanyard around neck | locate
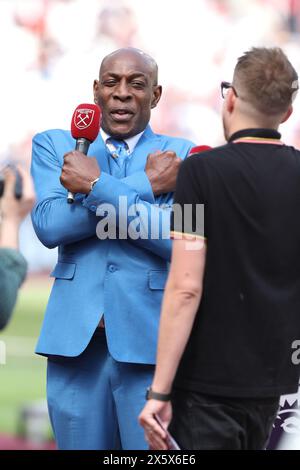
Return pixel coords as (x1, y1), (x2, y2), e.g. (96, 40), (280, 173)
(232, 136), (285, 146)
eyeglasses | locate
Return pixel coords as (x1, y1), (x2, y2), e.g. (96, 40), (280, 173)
(221, 81), (238, 99)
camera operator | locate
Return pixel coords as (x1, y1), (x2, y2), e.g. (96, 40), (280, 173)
(0, 166), (35, 330)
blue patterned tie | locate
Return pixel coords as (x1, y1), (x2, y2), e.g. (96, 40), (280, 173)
(107, 138), (129, 179)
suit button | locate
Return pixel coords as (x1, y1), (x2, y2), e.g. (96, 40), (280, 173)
(108, 265), (116, 272)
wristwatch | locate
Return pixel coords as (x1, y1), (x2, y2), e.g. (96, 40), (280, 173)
(90, 177), (99, 192)
(145, 386), (171, 402)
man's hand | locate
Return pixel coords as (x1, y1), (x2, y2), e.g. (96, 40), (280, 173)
(139, 400), (172, 450)
(145, 151), (182, 196)
(60, 151), (100, 194)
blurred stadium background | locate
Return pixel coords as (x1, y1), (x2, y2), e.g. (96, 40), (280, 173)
(1, 0), (300, 449)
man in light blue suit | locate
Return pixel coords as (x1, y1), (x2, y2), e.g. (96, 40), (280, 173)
(31, 48), (194, 449)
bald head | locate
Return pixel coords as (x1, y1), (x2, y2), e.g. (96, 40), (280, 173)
(94, 47), (162, 139)
(100, 48), (158, 85)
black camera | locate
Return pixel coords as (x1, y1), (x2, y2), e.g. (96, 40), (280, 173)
(0, 164), (23, 199)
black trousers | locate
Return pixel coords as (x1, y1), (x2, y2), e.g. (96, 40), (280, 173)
(168, 389), (279, 450)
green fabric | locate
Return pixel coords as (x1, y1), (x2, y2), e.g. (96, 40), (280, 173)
(0, 248), (27, 330)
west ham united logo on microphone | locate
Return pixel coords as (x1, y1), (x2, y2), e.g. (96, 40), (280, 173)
(74, 108), (95, 130)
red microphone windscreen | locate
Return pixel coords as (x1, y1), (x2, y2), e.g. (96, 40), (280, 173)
(71, 103), (101, 142)
(189, 145), (212, 155)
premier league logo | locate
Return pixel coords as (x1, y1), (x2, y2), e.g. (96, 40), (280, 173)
(73, 108), (95, 130)
(268, 382), (300, 449)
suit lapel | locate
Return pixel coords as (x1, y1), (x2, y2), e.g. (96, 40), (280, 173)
(127, 125), (162, 174)
(89, 134), (110, 174)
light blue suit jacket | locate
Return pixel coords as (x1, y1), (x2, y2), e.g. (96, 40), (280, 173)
(31, 125), (194, 364)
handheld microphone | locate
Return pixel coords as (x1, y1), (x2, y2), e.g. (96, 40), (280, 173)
(68, 103), (101, 204)
(188, 145), (212, 156)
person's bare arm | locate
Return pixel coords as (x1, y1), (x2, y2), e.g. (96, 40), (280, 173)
(0, 166), (35, 329)
(0, 166), (35, 249)
(139, 238), (206, 449)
